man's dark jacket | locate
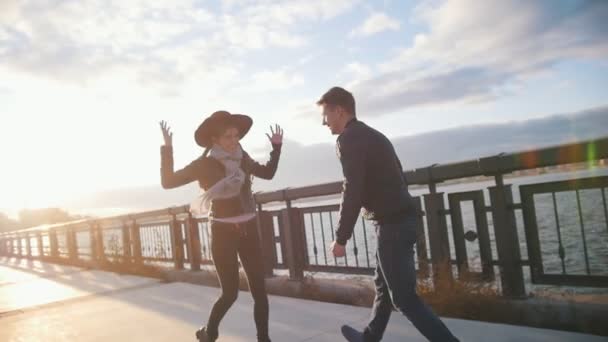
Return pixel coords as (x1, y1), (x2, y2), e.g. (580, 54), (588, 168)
(335, 119), (415, 245)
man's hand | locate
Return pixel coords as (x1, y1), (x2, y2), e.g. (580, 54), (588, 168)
(330, 240), (346, 258)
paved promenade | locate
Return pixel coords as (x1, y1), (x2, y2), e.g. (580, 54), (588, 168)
(0, 258), (605, 341)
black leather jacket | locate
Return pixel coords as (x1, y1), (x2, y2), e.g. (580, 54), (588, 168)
(160, 144), (281, 218)
(335, 119), (415, 245)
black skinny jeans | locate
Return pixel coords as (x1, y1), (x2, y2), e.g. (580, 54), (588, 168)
(205, 219), (269, 340)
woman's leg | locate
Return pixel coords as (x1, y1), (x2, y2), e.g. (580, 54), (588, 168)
(206, 224), (240, 338)
(237, 221), (270, 341)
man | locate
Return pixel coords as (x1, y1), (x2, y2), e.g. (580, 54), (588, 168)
(318, 87), (459, 342)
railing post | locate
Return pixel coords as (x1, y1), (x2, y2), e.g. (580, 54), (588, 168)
(424, 191), (453, 288)
(25, 232), (32, 258)
(421, 166), (453, 289)
(280, 201), (306, 281)
(36, 232), (43, 258)
(90, 223), (98, 262)
(16, 233), (23, 257)
(481, 155), (526, 298)
(170, 214), (185, 270)
(413, 197), (430, 279)
(186, 213), (202, 271)
(68, 228), (78, 262)
(121, 221), (132, 263)
(489, 181), (526, 298)
(96, 224), (106, 263)
(130, 221), (143, 265)
(49, 229), (59, 259)
(257, 208), (276, 278)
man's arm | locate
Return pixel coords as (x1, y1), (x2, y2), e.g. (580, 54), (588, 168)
(335, 134), (366, 245)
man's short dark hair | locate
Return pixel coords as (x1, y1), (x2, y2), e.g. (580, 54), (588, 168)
(317, 86), (356, 116)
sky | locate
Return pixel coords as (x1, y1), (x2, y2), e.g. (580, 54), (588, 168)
(1, 0), (608, 217)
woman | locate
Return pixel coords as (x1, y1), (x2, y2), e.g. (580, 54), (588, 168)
(159, 110), (283, 342)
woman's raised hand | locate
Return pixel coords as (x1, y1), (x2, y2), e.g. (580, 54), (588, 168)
(160, 120), (173, 146)
(266, 124), (284, 145)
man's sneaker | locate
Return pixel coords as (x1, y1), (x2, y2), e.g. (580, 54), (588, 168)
(195, 326), (217, 342)
(341, 325), (365, 342)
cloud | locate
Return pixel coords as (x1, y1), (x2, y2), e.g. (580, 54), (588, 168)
(234, 0), (361, 26)
(347, 0), (608, 117)
(0, 0), (358, 96)
(62, 105), (608, 214)
(246, 69), (305, 92)
(350, 12), (401, 38)
(355, 67), (508, 116)
(343, 62), (372, 82)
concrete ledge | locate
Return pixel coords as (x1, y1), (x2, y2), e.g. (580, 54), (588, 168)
(163, 268), (608, 337)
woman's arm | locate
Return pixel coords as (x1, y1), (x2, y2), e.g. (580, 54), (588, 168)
(244, 144), (282, 180)
(245, 124), (283, 180)
(160, 146), (200, 189)
(159, 121), (200, 189)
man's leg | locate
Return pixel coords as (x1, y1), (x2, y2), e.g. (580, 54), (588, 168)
(362, 253), (393, 342)
(377, 216), (459, 342)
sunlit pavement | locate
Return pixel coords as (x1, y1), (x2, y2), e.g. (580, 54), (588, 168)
(0, 258), (605, 342)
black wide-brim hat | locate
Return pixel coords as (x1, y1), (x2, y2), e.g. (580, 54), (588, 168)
(195, 110), (253, 148)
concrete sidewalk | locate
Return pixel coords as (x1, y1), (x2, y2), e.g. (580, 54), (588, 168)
(0, 258), (605, 341)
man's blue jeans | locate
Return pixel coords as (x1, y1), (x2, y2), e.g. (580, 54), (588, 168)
(363, 214), (459, 342)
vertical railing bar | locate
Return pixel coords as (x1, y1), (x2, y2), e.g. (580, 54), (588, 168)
(205, 221), (212, 261)
(319, 212), (328, 266)
(201, 220), (209, 261)
(200, 221), (208, 260)
(150, 225), (154, 258)
(156, 225), (160, 257)
(156, 225), (160, 258)
(197, 222), (203, 260)
(166, 223), (171, 259)
(152, 225), (156, 257)
(330, 212), (347, 266)
(551, 192), (567, 274)
(144, 226), (150, 258)
(202, 220), (208, 261)
(165, 224), (170, 258)
(602, 187), (608, 234)
(361, 219), (371, 268)
(156, 225), (161, 258)
(309, 213), (319, 265)
(328, 212), (338, 265)
(140, 226), (145, 258)
(575, 189), (591, 275)
(164, 225), (171, 259)
(352, 221), (360, 267)
(170, 221), (174, 259)
(146, 226), (150, 258)
(152, 225), (156, 258)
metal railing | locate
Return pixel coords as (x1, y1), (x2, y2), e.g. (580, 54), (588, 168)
(1, 136), (607, 298)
